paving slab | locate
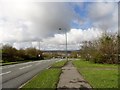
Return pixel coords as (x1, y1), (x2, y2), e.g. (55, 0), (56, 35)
(57, 61), (92, 90)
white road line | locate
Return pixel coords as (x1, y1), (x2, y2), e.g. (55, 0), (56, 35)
(0, 71), (11, 76)
(0, 65), (16, 69)
(21, 62), (32, 65)
(7, 65), (16, 68)
(0, 67), (7, 69)
(19, 65), (32, 70)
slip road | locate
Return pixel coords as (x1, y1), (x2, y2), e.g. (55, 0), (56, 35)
(1, 59), (60, 89)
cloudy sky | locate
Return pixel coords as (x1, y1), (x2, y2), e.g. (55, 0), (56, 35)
(0, 0), (119, 50)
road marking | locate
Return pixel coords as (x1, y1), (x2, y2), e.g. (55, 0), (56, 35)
(0, 67), (7, 69)
(0, 65), (16, 69)
(21, 62), (32, 65)
(19, 65), (32, 70)
(7, 65), (16, 68)
(0, 71), (11, 76)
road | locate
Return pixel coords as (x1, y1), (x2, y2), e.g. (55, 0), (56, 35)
(0, 59), (61, 89)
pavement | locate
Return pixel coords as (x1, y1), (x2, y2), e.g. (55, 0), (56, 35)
(57, 60), (92, 90)
(0, 59), (62, 89)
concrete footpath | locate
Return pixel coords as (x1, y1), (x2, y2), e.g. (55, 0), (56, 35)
(57, 60), (92, 90)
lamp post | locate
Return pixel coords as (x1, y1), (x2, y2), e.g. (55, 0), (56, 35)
(38, 41), (40, 51)
(38, 41), (41, 58)
(59, 28), (68, 61)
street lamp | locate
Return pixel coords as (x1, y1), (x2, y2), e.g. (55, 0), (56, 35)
(38, 41), (40, 51)
(59, 28), (68, 61)
(38, 41), (41, 58)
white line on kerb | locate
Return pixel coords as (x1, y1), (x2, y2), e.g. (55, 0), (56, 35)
(19, 65), (32, 70)
(0, 71), (11, 76)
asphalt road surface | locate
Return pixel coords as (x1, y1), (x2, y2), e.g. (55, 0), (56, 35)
(0, 59), (62, 89)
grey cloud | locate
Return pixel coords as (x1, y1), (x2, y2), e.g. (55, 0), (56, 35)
(29, 2), (74, 37)
(0, 2), (75, 42)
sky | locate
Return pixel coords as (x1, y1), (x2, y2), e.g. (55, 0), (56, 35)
(0, 0), (119, 50)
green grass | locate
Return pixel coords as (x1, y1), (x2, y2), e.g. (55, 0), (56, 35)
(73, 60), (118, 88)
(22, 60), (67, 89)
(73, 60), (117, 69)
(1, 60), (34, 66)
(2, 62), (19, 66)
(22, 69), (61, 89)
(51, 60), (67, 68)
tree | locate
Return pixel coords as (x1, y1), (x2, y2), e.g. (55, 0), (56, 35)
(2, 45), (18, 62)
(70, 51), (78, 58)
(25, 47), (43, 60)
(2, 45), (44, 62)
(80, 33), (118, 64)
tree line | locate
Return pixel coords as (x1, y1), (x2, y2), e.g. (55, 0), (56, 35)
(2, 45), (43, 62)
(80, 33), (119, 64)
(1, 33), (119, 64)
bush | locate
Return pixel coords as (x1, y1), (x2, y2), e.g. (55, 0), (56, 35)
(80, 33), (118, 64)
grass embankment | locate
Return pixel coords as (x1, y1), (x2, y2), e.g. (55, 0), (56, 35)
(50, 60), (67, 68)
(22, 69), (61, 89)
(73, 60), (118, 88)
(2, 62), (18, 65)
(22, 60), (67, 89)
(1, 60), (33, 66)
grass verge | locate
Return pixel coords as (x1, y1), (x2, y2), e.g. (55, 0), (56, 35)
(50, 60), (67, 68)
(72, 60), (118, 88)
(1, 60), (38, 66)
(21, 60), (67, 89)
(22, 68), (61, 89)
(2, 62), (19, 66)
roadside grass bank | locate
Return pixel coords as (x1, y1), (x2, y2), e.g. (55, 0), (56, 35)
(21, 69), (61, 89)
(21, 60), (67, 89)
(2, 61), (19, 66)
(50, 60), (67, 68)
(1, 59), (68, 66)
(72, 60), (118, 88)
(1, 60), (43, 66)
